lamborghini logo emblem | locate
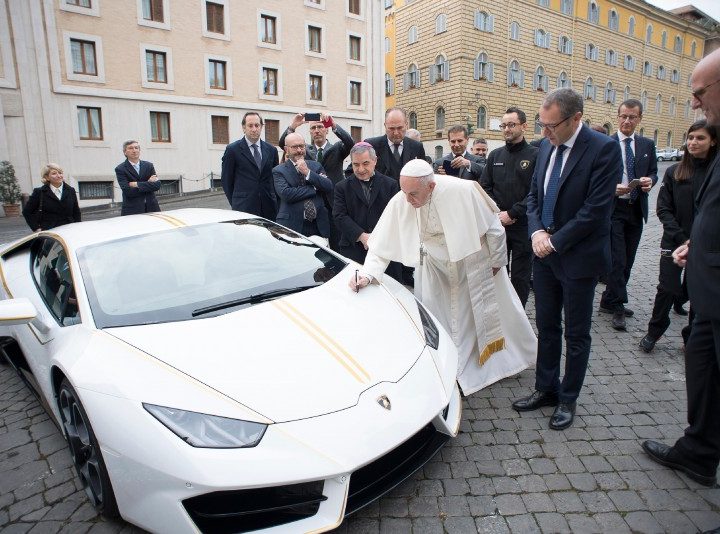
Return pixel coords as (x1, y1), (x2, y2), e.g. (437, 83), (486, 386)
(377, 395), (391, 410)
(520, 160), (530, 170)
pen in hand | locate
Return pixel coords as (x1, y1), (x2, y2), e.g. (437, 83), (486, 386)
(355, 269), (359, 293)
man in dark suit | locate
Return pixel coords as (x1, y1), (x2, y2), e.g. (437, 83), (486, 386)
(273, 132), (333, 238)
(221, 112), (279, 220)
(432, 125), (485, 181)
(512, 88), (622, 430)
(471, 138), (489, 164)
(599, 99), (658, 330)
(334, 142), (401, 282)
(279, 113), (354, 250)
(642, 48), (720, 490)
(115, 140), (161, 215)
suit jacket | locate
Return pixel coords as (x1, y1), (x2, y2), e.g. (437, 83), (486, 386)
(687, 153), (720, 320)
(273, 160), (333, 237)
(221, 138), (279, 220)
(333, 172), (399, 264)
(22, 183), (81, 231)
(432, 151), (484, 181)
(611, 133), (658, 222)
(279, 125), (355, 187)
(526, 125), (622, 279)
(364, 135), (426, 180)
(115, 160), (161, 215)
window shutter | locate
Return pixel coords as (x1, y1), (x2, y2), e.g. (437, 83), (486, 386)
(487, 63), (494, 82)
(507, 68), (512, 86)
(568, 40), (573, 54)
(585, 44), (590, 59)
(558, 38), (563, 52)
(444, 60), (450, 81)
(519, 69), (525, 88)
(546, 32), (551, 48)
(474, 59), (480, 80)
(543, 75), (549, 91)
(429, 66), (436, 85)
(592, 86), (597, 100)
(488, 15), (494, 32)
(403, 73), (409, 91)
(152, 0), (164, 22)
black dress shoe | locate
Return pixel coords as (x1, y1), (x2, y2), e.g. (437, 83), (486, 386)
(512, 391), (558, 412)
(623, 306), (634, 317)
(641, 440), (717, 487)
(549, 402), (576, 430)
(599, 304), (633, 317)
(702, 527), (720, 534)
(612, 311), (627, 331)
(673, 303), (688, 316)
(639, 334), (657, 353)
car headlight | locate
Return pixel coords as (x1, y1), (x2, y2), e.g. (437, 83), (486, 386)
(416, 301), (439, 350)
(143, 404), (267, 448)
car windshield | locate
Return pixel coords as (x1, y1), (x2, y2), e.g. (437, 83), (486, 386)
(77, 219), (347, 328)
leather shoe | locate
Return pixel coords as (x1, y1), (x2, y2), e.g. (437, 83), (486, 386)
(701, 527), (720, 534)
(599, 304), (634, 317)
(673, 303), (688, 316)
(641, 440), (717, 487)
(512, 390), (558, 412)
(612, 311), (627, 330)
(549, 402), (576, 430)
(639, 334), (657, 353)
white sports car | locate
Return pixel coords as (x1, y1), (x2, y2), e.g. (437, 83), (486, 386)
(0, 208), (461, 533)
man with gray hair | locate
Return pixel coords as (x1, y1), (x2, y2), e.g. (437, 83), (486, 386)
(114, 140), (161, 215)
(350, 159), (536, 396)
(512, 88), (621, 430)
(433, 125), (485, 181)
(333, 142), (401, 282)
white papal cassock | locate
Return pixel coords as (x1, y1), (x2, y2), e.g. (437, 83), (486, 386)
(361, 174), (537, 395)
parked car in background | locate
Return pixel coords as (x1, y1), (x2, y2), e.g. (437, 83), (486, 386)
(656, 148), (681, 161)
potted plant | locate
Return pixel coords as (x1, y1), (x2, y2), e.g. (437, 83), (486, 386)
(0, 160), (22, 217)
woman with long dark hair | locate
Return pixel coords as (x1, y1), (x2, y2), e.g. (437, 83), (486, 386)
(22, 163), (81, 231)
(640, 120), (718, 352)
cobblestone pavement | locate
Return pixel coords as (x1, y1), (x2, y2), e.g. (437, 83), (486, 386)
(2, 166), (719, 533)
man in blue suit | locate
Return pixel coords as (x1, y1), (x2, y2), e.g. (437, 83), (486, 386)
(599, 99), (658, 330)
(512, 88), (622, 430)
(221, 112), (279, 220)
(115, 140), (161, 216)
(273, 132), (333, 238)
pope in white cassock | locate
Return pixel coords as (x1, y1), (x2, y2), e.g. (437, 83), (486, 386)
(349, 159), (536, 395)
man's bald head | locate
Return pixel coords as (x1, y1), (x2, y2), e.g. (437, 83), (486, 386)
(691, 48), (720, 127)
(285, 132), (307, 161)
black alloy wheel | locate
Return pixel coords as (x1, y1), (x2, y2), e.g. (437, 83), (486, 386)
(58, 378), (119, 518)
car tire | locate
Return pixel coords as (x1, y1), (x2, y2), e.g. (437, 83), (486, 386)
(657, 156), (664, 161)
(57, 378), (120, 518)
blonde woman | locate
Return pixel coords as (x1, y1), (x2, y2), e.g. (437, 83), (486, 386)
(22, 163), (81, 231)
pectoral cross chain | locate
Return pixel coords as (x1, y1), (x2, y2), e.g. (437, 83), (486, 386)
(419, 243), (427, 266)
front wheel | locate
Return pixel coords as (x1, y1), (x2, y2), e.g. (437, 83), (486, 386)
(58, 378), (119, 518)
(657, 156), (664, 161)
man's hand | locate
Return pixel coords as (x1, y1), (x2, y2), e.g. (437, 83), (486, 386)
(295, 158), (310, 177)
(673, 242), (689, 268)
(129, 181), (138, 188)
(615, 184), (631, 196)
(639, 176), (653, 193)
(451, 156), (471, 169)
(290, 113), (305, 131)
(349, 274), (371, 292)
(320, 113), (334, 128)
(435, 165), (446, 175)
(498, 211), (515, 226)
(148, 174), (159, 182)
(358, 232), (370, 250)
(532, 230), (555, 258)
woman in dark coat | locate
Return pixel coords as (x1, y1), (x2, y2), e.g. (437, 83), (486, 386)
(22, 163), (81, 231)
(640, 120), (718, 352)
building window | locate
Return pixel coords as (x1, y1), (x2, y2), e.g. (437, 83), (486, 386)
(150, 111), (171, 142)
(508, 60), (523, 87)
(70, 39), (97, 75)
(643, 61), (652, 76)
(691, 41), (697, 57)
(510, 21), (520, 41)
(435, 107), (445, 130)
(265, 120), (279, 145)
(608, 10), (618, 31)
(260, 14), (277, 44)
(208, 59), (226, 89)
(534, 29), (550, 48)
(78, 181), (112, 200)
(77, 106), (102, 140)
(667, 131), (672, 147)
(349, 35), (361, 61)
(533, 66), (548, 92)
(308, 26), (322, 53)
(206, 2), (224, 34)
(405, 63), (420, 89)
(477, 106), (487, 129)
(474, 52), (493, 81)
(408, 25), (418, 44)
(671, 69), (679, 83)
(537, 0), (549, 6)
(430, 55), (449, 84)
(628, 16), (635, 36)
(661, 30), (667, 49)
(655, 94), (662, 114)
(557, 71), (570, 88)
(624, 55), (635, 71)
(211, 115), (229, 144)
(641, 90), (648, 110)
(560, 0), (573, 15)
(385, 73), (394, 96)
(604, 81), (615, 104)
(534, 113), (542, 135)
(584, 77), (596, 100)
(605, 49), (617, 66)
(585, 43), (598, 61)
(558, 36), (573, 55)
(384, 37), (390, 53)
(657, 65), (665, 80)
(348, 0), (360, 15)
(262, 67), (278, 95)
(588, 1), (599, 24)
(67, 0), (91, 7)
(409, 112), (417, 129)
(385, 0), (393, 7)
(653, 129), (658, 144)
(674, 36), (682, 54)
(145, 50), (166, 83)
(435, 14), (447, 34)
(309, 74), (323, 100)
(669, 97), (676, 116)
(474, 10), (493, 32)
(684, 99), (691, 119)
(646, 24), (653, 44)
(624, 85), (630, 101)
(350, 126), (362, 142)
(350, 81), (362, 106)
(142, 0), (163, 22)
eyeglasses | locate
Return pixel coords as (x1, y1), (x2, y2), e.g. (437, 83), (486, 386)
(691, 78), (720, 101)
(499, 122), (520, 129)
(536, 115), (571, 132)
(287, 144), (306, 150)
(618, 114), (640, 122)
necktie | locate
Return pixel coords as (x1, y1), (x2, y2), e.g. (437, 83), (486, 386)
(624, 138), (640, 202)
(393, 143), (401, 163)
(541, 144), (568, 230)
(251, 143), (262, 168)
(316, 147), (324, 163)
(303, 199), (317, 221)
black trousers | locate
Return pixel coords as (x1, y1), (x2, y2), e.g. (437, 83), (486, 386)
(505, 224), (532, 307)
(601, 200), (643, 310)
(533, 260), (598, 404)
(674, 315), (720, 474)
(647, 257), (687, 339)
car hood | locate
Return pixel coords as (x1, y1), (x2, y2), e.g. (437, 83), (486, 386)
(106, 279), (428, 423)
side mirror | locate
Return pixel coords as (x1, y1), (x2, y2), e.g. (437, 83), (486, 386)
(0, 298), (38, 325)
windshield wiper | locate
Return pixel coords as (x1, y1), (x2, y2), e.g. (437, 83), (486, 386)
(191, 285), (319, 317)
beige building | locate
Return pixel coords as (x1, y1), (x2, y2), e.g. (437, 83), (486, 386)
(0, 0), (386, 209)
(388, 0), (717, 158)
